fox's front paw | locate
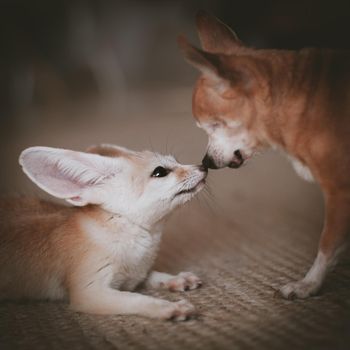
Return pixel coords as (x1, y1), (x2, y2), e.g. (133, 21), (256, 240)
(278, 279), (321, 299)
(160, 300), (196, 321)
(162, 272), (202, 292)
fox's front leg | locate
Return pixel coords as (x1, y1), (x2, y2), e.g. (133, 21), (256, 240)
(145, 271), (202, 292)
(68, 259), (195, 320)
(69, 287), (195, 320)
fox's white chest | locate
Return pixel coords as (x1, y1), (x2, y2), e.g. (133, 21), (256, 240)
(82, 217), (161, 290)
(112, 231), (161, 289)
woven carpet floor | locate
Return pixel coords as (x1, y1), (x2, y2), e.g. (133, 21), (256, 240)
(1, 87), (350, 349)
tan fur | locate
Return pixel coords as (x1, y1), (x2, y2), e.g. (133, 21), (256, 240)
(174, 167), (189, 180)
(0, 145), (206, 319)
(179, 11), (350, 298)
(86, 144), (131, 158)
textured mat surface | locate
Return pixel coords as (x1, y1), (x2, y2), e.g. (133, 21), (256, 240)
(1, 88), (350, 349)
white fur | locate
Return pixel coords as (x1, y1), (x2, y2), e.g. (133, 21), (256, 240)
(19, 147), (123, 206)
(279, 252), (328, 298)
(199, 120), (315, 182)
(12, 145), (207, 320)
(80, 214), (162, 291)
(271, 145), (314, 182)
(226, 120), (243, 128)
(304, 252), (328, 283)
(146, 271), (202, 291)
(20, 147), (206, 225)
(289, 156), (314, 182)
(198, 121), (254, 167)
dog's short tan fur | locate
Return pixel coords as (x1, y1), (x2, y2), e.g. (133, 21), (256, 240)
(179, 11), (350, 298)
(0, 144), (207, 319)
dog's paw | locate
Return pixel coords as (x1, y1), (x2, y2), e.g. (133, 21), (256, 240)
(158, 300), (196, 321)
(163, 272), (202, 292)
(278, 279), (320, 299)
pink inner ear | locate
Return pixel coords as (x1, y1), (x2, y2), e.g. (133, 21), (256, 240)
(20, 146), (115, 202)
(22, 150), (97, 199)
(30, 160), (85, 197)
(69, 196), (82, 202)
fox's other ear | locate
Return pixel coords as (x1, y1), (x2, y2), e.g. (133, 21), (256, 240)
(86, 143), (135, 158)
(19, 147), (121, 206)
(177, 35), (224, 80)
(195, 10), (242, 54)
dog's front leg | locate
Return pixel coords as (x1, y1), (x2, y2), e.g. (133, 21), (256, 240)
(279, 192), (350, 299)
(145, 271), (202, 292)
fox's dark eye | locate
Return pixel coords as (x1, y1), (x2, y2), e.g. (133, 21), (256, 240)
(151, 166), (170, 178)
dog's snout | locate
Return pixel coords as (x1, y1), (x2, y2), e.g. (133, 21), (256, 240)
(234, 150), (243, 162)
(202, 154), (218, 169)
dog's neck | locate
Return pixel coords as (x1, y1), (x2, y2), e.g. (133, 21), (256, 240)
(255, 49), (324, 153)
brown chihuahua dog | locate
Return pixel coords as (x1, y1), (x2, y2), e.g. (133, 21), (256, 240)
(179, 11), (350, 299)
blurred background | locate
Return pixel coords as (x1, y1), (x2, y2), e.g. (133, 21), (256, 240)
(1, 0), (349, 192)
(1, 1), (350, 349)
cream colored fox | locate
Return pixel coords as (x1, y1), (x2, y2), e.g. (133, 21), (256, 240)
(0, 144), (207, 320)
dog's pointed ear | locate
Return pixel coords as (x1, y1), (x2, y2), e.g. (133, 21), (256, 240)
(195, 10), (242, 54)
(177, 35), (223, 80)
(19, 147), (121, 206)
(178, 35), (256, 93)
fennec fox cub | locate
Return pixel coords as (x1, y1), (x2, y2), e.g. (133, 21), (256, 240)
(0, 144), (207, 320)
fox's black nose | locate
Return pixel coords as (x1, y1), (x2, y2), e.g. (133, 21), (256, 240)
(197, 164), (208, 172)
(202, 154), (218, 169)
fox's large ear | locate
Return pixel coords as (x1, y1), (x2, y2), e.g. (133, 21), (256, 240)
(19, 147), (121, 206)
(178, 35), (224, 80)
(196, 11), (242, 54)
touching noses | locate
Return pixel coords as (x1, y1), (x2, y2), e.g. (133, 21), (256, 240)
(202, 154), (218, 169)
(202, 150), (244, 169)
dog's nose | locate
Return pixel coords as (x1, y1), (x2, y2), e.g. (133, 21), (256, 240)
(228, 150), (244, 168)
(202, 154), (218, 169)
